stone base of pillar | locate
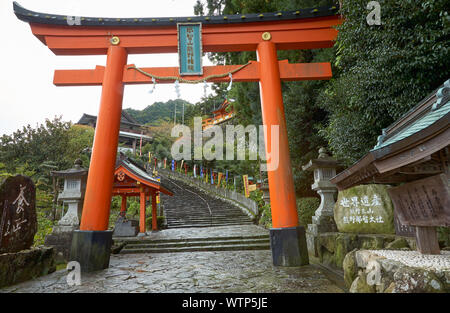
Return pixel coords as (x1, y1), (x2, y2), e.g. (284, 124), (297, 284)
(311, 215), (338, 233)
(269, 226), (309, 266)
(44, 225), (78, 262)
(306, 224), (319, 257)
(70, 230), (113, 272)
(306, 216), (337, 258)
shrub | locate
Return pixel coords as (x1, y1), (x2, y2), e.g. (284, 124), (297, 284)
(258, 203), (272, 229)
(437, 227), (450, 248)
(297, 197), (320, 227)
(146, 216), (166, 230)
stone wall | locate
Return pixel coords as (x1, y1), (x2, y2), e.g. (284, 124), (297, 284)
(160, 169), (259, 219)
(0, 246), (56, 288)
(315, 232), (416, 270)
(343, 249), (449, 293)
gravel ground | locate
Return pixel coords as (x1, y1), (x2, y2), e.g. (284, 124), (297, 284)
(368, 250), (450, 271)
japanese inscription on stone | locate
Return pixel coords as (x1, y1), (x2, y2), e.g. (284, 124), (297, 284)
(334, 184), (395, 234)
(0, 175), (37, 253)
(387, 174), (450, 227)
(178, 23), (203, 75)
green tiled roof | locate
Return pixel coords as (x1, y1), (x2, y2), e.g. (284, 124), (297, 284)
(372, 79), (450, 151)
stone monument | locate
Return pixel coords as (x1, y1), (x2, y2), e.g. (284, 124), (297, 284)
(334, 184), (395, 234)
(0, 175), (37, 253)
(0, 175), (55, 288)
(302, 148), (339, 257)
(44, 159), (88, 260)
(113, 213), (139, 237)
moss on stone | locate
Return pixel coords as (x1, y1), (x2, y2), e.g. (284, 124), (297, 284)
(383, 282), (395, 293)
(385, 238), (410, 250)
(319, 233), (337, 253)
(343, 249), (358, 288)
(349, 272), (376, 293)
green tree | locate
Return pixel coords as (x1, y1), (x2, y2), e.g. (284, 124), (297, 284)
(318, 0), (450, 165)
(193, 0), (334, 196)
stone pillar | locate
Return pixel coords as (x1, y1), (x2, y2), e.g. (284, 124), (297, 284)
(302, 148), (339, 257)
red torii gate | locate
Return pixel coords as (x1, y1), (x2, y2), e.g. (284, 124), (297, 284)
(14, 2), (342, 271)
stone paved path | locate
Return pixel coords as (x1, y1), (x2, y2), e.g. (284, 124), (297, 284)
(1, 225), (344, 293)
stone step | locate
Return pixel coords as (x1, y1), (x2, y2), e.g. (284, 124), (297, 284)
(166, 222), (254, 229)
(115, 234), (269, 244)
(166, 217), (250, 222)
(120, 243), (271, 254)
(124, 238), (270, 249)
(159, 174), (253, 229)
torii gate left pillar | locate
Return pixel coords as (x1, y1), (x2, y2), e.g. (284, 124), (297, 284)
(14, 2), (341, 271)
(72, 46), (127, 272)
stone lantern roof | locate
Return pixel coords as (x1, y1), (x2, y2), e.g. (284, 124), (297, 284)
(51, 159), (88, 178)
(302, 147), (339, 172)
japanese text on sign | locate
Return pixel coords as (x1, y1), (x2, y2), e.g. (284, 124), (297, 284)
(178, 23), (202, 75)
(340, 194), (385, 225)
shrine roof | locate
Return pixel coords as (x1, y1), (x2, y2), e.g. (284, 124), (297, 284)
(331, 79), (450, 190)
(119, 131), (152, 140)
(14, 2), (338, 27)
(77, 113), (143, 129)
(116, 155), (174, 196)
(372, 79), (450, 150)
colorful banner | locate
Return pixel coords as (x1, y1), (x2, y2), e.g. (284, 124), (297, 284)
(243, 175), (250, 198)
(164, 158), (167, 169)
(171, 160), (175, 171)
(218, 172), (223, 187)
(225, 170), (228, 183)
(148, 152), (151, 163)
(210, 169), (214, 184)
(193, 164), (197, 178)
(200, 165), (203, 178)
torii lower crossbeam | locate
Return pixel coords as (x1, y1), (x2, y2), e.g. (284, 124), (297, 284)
(53, 61), (332, 86)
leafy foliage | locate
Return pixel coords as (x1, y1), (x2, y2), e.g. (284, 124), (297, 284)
(125, 99), (195, 125)
(0, 118), (94, 243)
(193, 0), (335, 196)
(318, 0), (450, 165)
(296, 197), (320, 226)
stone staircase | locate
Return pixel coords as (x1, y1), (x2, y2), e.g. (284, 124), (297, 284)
(114, 174), (270, 254)
(119, 234), (270, 254)
(160, 175), (254, 229)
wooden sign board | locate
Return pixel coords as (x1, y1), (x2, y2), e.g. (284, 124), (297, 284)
(387, 174), (450, 227)
(177, 23), (203, 76)
(393, 209), (416, 237)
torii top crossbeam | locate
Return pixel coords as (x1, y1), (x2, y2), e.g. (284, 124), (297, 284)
(15, 2), (341, 268)
(14, 2), (340, 55)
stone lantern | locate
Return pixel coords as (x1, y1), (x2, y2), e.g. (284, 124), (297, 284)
(302, 147), (339, 256)
(53, 159), (88, 228)
(45, 159), (88, 260)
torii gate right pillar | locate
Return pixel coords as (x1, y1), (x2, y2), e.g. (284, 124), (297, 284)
(257, 40), (309, 266)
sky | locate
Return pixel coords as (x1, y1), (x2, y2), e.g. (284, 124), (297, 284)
(0, 0), (215, 136)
